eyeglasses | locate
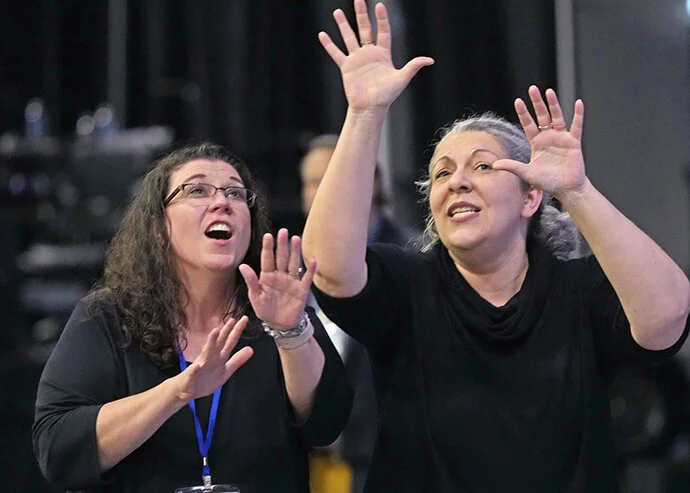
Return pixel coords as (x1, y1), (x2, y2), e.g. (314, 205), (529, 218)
(164, 182), (257, 207)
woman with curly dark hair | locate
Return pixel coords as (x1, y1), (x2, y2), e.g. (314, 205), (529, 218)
(33, 143), (352, 492)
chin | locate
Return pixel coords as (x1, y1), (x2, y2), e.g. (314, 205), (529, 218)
(440, 230), (485, 252)
(213, 259), (242, 271)
(200, 255), (240, 273)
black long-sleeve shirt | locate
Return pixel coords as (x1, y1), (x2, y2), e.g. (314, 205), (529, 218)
(33, 296), (352, 492)
(314, 242), (689, 493)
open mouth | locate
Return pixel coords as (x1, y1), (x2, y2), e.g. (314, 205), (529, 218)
(205, 222), (233, 240)
(448, 205), (480, 217)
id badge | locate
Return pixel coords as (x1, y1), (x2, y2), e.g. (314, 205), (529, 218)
(174, 485), (239, 492)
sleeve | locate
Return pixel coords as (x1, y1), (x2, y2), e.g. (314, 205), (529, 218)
(312, 243), (414, 350)
(293, 306), (353, 447)
(32, 297), (126, 489)
(582, 256), (690, 373)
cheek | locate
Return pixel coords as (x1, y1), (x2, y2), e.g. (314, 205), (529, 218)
(166, 210), (200, 247)
(489, 189), (528, 226)
(485, 175), (523, 205)
(429, 185), (444, 214)
(239, 211), (253, 241)
(168, 212), (191, 235)
(167, 222), (188, 253)
(429, 183), (450, 218)
(504, 182), (528, 211)
(428, 195), (448, 235)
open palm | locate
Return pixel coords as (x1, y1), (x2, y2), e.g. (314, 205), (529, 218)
(178, 316), (253, 401)
(493, 86), (587, 198)
(318, 0), (434, 110)
(239, 229), (315, 330)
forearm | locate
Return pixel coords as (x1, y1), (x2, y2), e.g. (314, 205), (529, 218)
(559, 179), (690, 349)
(278, 336), (325, 424)
(302, 107), (387, 296)
(96, 375), (187, 471)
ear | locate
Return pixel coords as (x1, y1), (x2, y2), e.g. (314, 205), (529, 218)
(157, 218), (171, 247)
(521, 187), (543, 219)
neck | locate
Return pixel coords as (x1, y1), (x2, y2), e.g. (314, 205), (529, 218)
(447, 236), (529, 307)
(178, 267), (238, 335)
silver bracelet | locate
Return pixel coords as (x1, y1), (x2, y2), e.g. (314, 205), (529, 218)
(262, 311), (314, 350)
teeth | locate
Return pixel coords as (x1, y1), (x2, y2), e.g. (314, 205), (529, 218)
(207, 222), (230, 233)
(450, 207), (478, 216)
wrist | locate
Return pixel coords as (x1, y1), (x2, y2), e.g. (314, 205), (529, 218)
(262, 311), (314, 350)
(555, 178), (593, 210)
(168, 373), (193, 407)
(346, 105), (389, 124)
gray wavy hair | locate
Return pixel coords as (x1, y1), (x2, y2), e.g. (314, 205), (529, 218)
(414, 112), (590, 261)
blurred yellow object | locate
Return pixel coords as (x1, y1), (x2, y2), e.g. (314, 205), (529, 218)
(309, 450), (352, 493)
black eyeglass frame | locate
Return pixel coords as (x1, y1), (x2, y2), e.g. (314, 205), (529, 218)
(164, 182), (257, 207)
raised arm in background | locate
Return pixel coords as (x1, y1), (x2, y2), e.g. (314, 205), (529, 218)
(302, 0), (433, 297)
(493, 86), (690, 350)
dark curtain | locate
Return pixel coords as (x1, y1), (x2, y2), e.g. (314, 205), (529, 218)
(0, 0), (554, 231)
(0, 2), (554, 491)
(395, 0), (556, 227)
(407, 0), (556, 133)
(0, 0), (109, 136)
(126, 0), (342, 232)
(124, 0), (554, 230)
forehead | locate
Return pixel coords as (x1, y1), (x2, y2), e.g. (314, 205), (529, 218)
(169, 159), (242, 187)
(433, 130), (506, 164)
(301, 147), (333, 179)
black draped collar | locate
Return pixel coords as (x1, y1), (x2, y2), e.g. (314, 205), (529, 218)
(433, 241), (555, 346)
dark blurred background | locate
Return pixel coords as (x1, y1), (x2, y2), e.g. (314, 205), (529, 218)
(0, 0), (688, 491)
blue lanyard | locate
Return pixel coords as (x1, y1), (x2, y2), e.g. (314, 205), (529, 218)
(178, 351), (222, 486)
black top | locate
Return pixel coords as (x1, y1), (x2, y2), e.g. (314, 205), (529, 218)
(313, 242), (689, 493)
(33, 295), (352, 493)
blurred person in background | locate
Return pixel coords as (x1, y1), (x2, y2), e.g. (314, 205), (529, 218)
(300, 133), (410, 493)
(33, 142), (352, 492)
(300, 133), (410, 246)
(302, 1), (690, 491)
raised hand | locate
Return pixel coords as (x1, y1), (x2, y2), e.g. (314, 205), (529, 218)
(492, 86), (587, 199)
(318, 0), (434, 110)
(178, 315), (254, 401)
(239, 228), (316, 330)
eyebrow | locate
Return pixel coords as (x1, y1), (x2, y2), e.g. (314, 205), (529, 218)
(431, 148), (500, 171)
(179, 173), (245, 186)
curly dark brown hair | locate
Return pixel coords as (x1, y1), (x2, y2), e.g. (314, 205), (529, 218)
(92, 142), (271, 369)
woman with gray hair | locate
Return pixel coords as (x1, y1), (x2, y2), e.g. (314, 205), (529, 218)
(302, 0), (690, 491)
(416, 112), (591, 261)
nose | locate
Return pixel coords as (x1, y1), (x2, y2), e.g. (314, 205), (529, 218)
(447, 167), (472, 192)
(208, 189), (234, 212)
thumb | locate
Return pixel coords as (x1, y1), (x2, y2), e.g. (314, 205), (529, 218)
(491, 158), (531, 181)
(238, 264), (260, 294)
(225, 346), (254, 379)
(300, 258), (317, 289)
(399, 56), (434, 84)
